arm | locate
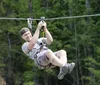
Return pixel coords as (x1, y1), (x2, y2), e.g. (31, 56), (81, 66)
(28, 28), (40, 50)
(28, 21), (43, 50)
(43, 22), (53, 45)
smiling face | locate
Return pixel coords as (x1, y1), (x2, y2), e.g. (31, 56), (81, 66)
(21, 30), (32, 42)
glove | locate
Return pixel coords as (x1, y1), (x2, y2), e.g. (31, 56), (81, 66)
(37, 21), (47, 30)
(37, 21), (44, 30)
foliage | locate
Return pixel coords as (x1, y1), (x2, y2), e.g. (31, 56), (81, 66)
(0, 0), (100, 85)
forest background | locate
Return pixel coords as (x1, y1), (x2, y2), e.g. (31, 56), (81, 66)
(0, 0), (100, 85)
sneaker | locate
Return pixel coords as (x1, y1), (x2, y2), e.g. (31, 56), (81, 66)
(57, 62), (75, 80)
(67, 62), (75, 74)
(57, 65), (68, 80)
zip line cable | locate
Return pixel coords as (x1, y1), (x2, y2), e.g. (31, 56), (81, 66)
(45, 13), (100, 20)
(0, 14), (100, 21)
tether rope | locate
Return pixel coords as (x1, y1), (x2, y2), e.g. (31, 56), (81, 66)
(0, 14), (100, 21)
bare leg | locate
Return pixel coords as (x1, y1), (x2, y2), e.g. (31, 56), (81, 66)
(45, 49), (75, 80)
(55, 50), (67, 65)
(45, 49), (67, 67)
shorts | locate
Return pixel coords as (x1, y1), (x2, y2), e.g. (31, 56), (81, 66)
(36, 49), (56, 69)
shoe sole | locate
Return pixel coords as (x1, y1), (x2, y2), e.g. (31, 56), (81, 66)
(68, 62), (75, 74)
(57, 66), (68, 80)
(58, 62), (75, 80)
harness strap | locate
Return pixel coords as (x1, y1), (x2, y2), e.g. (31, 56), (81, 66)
(36, 59), (51, 69)
(33, 40), (49, 69)
(33, 48), (50, 69)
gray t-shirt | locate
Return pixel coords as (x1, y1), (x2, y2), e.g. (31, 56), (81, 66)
(22, 38), (47, 60)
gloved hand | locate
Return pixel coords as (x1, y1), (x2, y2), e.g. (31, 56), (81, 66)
(42, 21), (47, 29)
(37, 21), (43, 30)
(37, 21), (47, 30)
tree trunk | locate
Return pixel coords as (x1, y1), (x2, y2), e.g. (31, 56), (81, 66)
(68, 1), (73, 29)
(74, 19), (79, 85)
(28, 0), (32, 17)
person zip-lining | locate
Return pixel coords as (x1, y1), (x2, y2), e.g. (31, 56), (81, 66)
(20, 20), (75, 80)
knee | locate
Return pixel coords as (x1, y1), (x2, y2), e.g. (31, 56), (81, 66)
(46, 49), (52, 55)
(45, 49), (53, 58)
(60, 50), (67, 54)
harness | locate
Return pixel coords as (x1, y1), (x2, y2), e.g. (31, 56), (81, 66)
(33, 40), (51, 69)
